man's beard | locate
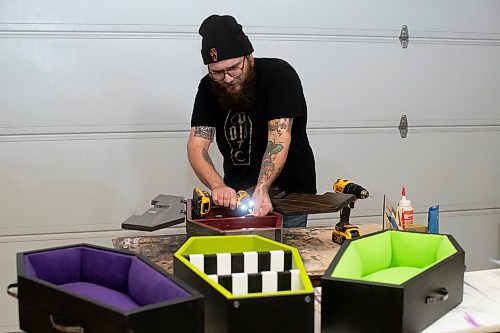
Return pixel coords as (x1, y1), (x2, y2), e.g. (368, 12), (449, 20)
(210, 66), (256, 113)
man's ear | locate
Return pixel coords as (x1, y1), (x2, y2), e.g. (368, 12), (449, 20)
(247, 53), (254, 65)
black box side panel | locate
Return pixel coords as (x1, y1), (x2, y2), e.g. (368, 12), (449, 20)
(127, 297), (204, 333)
(403, 253), (465, 332)
(174, 257), (227, 333)
(18, 277), (125, 333)
(227, 293), (314, 333)
(321, 279), (403, 333)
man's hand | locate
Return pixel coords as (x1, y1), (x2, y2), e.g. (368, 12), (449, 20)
(211, 185), (237, 210)
(252, 187), (273, 216)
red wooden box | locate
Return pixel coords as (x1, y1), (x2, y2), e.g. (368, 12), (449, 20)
(185, 199), (283, 242)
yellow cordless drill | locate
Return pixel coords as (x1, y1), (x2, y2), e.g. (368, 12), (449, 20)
(332, 179), (370, 245)
(235, 190), (255, 215)
(192, 188), (211, 217)
(192, 188), (254, 218)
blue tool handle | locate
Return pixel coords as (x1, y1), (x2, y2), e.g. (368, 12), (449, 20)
(388, 215), (399, 231)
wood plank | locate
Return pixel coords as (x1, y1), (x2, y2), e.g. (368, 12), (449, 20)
(271, 192), (356, 215)
(121, 195), (185, 231)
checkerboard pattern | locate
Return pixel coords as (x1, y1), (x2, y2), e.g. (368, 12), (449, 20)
(186, 250), (300, 295)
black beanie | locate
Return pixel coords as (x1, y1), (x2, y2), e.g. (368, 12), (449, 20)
(199, 15), (254, 65)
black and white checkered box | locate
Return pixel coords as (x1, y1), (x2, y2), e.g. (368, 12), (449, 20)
(186, 250), (299, 294)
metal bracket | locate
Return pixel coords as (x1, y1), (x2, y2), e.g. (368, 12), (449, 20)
(399, 25), (409, 49)
(399, 115), (408, 138)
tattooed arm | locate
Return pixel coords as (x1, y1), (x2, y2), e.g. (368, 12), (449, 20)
(252, 118), (293, 216)
(187, 126), (237, 209)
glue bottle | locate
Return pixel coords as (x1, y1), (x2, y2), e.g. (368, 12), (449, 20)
(397, 187), (414, 230)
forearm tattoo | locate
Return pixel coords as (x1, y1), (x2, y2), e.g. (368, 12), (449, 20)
(258, 140), (284, 186)
(202, 148), (214, 168)
(194, 126), (215, 142)
(268, 118), (293, 136)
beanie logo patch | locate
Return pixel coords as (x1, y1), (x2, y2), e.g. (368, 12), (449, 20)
(210, 48), (218, 62)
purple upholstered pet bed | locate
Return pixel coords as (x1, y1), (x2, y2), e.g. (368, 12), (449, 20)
(24, 245), (189, 311)
(13, 244), (204, 332)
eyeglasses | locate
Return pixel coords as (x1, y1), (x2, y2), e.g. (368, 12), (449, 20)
(208, 57), (246, 81)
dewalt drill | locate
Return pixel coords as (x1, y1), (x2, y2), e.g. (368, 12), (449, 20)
(192, 188), (211, 217)
(332, 179), (370, 245)
(192, 188), (254, 218)
(235, 190), (255, 215)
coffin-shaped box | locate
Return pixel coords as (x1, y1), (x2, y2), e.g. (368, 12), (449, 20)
(174, 235), (314, 333)
(186, 199), (284, 242)
(14, 244), (204, 333)
(321, 230), (465, 333)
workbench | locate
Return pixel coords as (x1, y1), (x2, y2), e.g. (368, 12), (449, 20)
(112, 224), (382, 285)
(112, 227), (500, 333)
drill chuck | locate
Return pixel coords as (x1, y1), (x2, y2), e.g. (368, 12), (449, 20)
(359, 189), (369, 199)
(334, 179), (370, 199)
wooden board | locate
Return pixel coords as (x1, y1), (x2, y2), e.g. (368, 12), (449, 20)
(271, 192), (356, 215)
(121, 195), (185, 231)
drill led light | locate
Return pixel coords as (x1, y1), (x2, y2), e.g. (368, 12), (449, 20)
(238, 198), (255, 215)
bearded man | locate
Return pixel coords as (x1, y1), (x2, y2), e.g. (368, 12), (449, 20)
(187, 15), (317, 227)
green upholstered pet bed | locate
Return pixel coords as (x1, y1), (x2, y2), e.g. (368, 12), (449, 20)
(321, 230), (465, 333)
(331, 230), (457, 285)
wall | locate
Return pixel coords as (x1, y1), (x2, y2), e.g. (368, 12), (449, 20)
(1, 1), (499, 330)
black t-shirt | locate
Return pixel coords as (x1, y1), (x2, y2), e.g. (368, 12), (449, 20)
(191, 57), (316, 194)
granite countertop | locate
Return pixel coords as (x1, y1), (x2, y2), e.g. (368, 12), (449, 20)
(113, 224), (382, 282)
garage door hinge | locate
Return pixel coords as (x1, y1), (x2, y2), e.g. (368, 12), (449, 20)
(400, 25), (409, 49)
(399, 115), (408, 138)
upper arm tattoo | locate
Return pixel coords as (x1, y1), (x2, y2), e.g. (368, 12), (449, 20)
(194, 126), (215, 142)
(268, 118), (293, 136)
